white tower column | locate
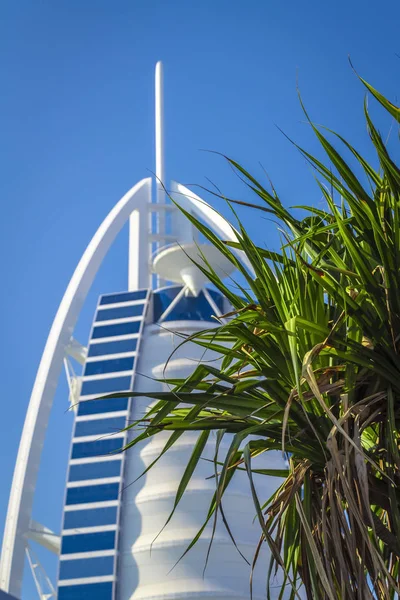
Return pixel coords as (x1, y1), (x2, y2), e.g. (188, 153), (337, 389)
(117, 321), (286, 600)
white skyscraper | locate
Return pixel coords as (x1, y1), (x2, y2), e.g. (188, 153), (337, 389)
(0, 63), (285, 600)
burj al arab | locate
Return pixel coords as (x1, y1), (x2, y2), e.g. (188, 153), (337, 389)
(0, 63), (285, 600)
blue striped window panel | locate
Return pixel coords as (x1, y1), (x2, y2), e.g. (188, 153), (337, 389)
(96, 304), (145, 321)
(59, 555), (115, 580)
(63, 507), (118, 530)
(80, 376), (131, 397)
(69, 460), (122, 482)
(74, 417), (126, 438)
(92, 321), (141, 339)
(77, 397), (129, 416)
(66, 483), (120, 505)
(58, 582), (113, 600)
(100, 290), (148, 305)
(71, 438), (123, 459)
(61, 531), (116, 555)
(84, 357), (134, 377)
(88, 338), (138, 357)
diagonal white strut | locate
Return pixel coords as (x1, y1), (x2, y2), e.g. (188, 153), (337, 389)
(26, 521), (60, 555)
(25, 545), (56, 600)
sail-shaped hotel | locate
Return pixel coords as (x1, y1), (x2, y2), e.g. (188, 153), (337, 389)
(0, 63), (285, 600)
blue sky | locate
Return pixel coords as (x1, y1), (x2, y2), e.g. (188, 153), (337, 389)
(1, 1), (400, 595)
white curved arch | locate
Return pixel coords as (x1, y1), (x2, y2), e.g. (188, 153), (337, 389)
(171, 181), (255, 275)
(0, 178), (151, 598)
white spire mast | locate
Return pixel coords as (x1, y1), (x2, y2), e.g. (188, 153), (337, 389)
(155, 61), (165, 210)
(154, 61), (166, 287)
(128, 63), (167, 292)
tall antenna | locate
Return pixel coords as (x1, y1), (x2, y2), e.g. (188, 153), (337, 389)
(154, 61), (166, 287)
(129, 61), (166, 291)
(155, 61), (165, 212)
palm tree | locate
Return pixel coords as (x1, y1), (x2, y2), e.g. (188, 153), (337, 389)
(120, 75), (400, 599)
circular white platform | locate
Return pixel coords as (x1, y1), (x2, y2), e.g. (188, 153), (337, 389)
(152, 243), (235, 295)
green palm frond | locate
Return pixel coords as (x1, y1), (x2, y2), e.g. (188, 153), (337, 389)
(112, 75), (400, 599)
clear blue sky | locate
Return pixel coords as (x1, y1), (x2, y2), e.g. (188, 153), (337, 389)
(1, 1), (399, 595)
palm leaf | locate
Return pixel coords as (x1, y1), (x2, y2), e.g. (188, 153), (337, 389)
(114, 74), (400, 599)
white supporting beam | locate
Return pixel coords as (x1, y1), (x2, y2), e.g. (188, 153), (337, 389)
(203, 287), (227, 323)
(65, 337), (87, 365)
(158, 285), (189, 323)
(63, 358), (81, 412)
(26, 521), (60, 555)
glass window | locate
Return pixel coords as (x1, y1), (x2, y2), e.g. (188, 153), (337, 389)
(78, 398), (129, 415)
(84, 357), (134, 377)
(100, 290), (148, 305)
(88, 338), (138, 358)
(69, 460), (122, 482)
(71, 438), (123, 460)
(153, 286), (225, 322)
(61, 531), (116, 555)
(59, 555), (114, 580)
(74, 417), (126, 438)
(96, 304), (145, 322)
(66, 483), (119, 505)
(91, 321), (141, 339)
(208, 288), (225, 309)
(58, 582), (113, 600)
(78, 397), (128, 416)
(63, 507), (117, 530)
(80, 376), (131, 397)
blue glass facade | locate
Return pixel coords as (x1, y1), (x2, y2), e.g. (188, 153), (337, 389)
(61, 531), (116, 555)
(69, 460), (122, 482)
(59, 581), (113, 600)
(87, 338), (138, 357)
(74, 417), (127, 438)
(71, 437), (123, 460)
(59, 556), (115, 580)
(77, 397), (129, 416)
(152, 286), (225, 322)
(57, 286), (226, 599)
(58, 289), (150, 600)
(66, 483), (120, 505)
(80, 376), (132, 397)
(96, 304), (145, 321)
(63, 507), (118, 530)
(92, 321), (141, 339)
(84, 357), (135, 376)
(99, 290), (148, 305)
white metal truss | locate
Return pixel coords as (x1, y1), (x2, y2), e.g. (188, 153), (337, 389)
(202, 286), (227, 323)
(25, 545), (56, 600)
